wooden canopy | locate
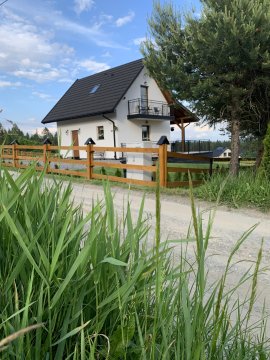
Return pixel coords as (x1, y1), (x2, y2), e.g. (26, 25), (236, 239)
(162, 90), (199, 151)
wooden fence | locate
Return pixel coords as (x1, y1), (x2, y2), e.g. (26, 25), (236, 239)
(0, 144), (213, 188)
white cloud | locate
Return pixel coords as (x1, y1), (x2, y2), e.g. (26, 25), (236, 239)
(194, 124), (211, 132)
(77, 59), (110, 73)
(29, 126), (57, 135)
(101, 51), (112, 58)
(133, 37), (146, 46)
(32, 91), (54, 100)
(5, 3), (127, 49)
(0, 9), (74, 82)
(14, 67), (68, 83)
(74, 0), (94, 15)
(115, 11), (135, 27)
(0, 80), (22, 88)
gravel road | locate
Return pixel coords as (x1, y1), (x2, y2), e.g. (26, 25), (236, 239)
(71, 182), (270, 335)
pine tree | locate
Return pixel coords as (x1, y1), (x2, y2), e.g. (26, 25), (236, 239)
(142, 0), (270, 176)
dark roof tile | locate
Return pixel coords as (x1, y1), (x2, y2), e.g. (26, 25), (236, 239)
(42, 59), (144, 124)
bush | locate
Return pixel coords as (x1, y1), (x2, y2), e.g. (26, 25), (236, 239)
(0, 167), (269, 358)
(101, 166), (106, 175)
(114, 168), (122, 177)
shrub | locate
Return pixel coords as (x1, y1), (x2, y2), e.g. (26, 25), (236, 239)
(114, 168), (122, 177)
(174, 171), (182, 182)
(101, 166), (106, 175)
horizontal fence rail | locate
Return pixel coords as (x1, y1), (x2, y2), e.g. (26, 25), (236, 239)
(0, 144), (215, 188)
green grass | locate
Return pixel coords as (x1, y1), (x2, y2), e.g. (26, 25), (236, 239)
(194, 167), (270, 211)
(0, 166), (269, 358)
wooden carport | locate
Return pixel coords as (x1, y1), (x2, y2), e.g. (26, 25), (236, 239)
(162, 91), (199, 152)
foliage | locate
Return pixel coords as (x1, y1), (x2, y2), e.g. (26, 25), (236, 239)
(260, 122), (270, 179)
(114, 168), (122, 177)
(0, 167), (269, 358)
(0, 121), (57, 145)
(195, 167), (270, 211)
(100, 166), (107, 175)
(142, 0), (270, 175)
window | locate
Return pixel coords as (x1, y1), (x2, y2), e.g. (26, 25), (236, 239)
(89, 84), (100, 94)
(142, 125), (150, 141)
(97, 126), (104, 140)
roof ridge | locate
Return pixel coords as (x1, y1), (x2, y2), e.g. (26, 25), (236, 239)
(77, 58), (144, 81)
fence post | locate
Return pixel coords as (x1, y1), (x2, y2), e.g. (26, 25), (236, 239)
(43, 138), (52, 173)
(12, 144), (17, 168)
(157, 136), (169, 187)
(85, 138), (95, 180)
(86, 144), (93, 180)
(43, 144), (48, 173)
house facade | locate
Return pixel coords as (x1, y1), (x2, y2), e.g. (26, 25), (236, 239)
(213, 147), (232, 158)
(42, 59), (196, 158)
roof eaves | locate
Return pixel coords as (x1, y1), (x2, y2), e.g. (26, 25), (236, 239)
(42, 109), (115, 124)
(174, 100), (200, 122)
(41, 79), (79, 124)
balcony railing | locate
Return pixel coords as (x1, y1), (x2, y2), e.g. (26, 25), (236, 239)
(128, 99), (171, 117)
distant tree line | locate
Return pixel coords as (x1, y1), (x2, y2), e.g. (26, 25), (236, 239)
(0, 122), (58, 145)
(210, 139), (260, 159)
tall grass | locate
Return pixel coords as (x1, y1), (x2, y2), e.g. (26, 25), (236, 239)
(0, 166), (269, 358)
(195, 168), (270, 211)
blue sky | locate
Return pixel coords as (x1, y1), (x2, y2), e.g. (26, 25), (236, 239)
(0, 0), (226, 141)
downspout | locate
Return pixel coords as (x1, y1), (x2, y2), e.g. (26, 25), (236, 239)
(102, 114), (117, 159)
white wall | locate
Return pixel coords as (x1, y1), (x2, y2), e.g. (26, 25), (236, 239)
(57, 115), (117, 158)
(115, 66), (171, 146)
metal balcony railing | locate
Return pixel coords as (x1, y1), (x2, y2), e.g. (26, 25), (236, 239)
(128, 99), (171, 117)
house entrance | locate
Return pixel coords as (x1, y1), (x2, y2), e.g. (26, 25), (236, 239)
(71, 130), (80, 158)
(140, 85), (148, 114)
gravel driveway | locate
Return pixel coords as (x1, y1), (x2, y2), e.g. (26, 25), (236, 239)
(70, 181), (270, 335)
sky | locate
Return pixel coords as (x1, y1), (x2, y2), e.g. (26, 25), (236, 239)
(0, 0), (227, 141)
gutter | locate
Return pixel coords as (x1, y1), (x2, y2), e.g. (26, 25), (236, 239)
(102, 114), (117, 159)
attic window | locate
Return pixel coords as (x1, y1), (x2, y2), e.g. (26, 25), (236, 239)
(89, 84), (100, 94)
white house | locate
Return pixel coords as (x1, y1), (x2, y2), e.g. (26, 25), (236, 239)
(42, 59), (198, 158)
(213, 147), (232, 158)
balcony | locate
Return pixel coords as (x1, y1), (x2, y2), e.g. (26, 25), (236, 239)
(127, 99), (174, 121)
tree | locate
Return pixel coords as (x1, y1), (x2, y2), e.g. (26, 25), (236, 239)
(260, 123), (270, 179)
(0, 0), (9, 6)
(142, 0), (270, 175)
(239, 80), (270, 168)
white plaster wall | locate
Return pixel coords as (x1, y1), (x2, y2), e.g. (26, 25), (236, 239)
(115, 66), (171, 146)
(57, 115), (117, 158)
(126, 141), (153, 181)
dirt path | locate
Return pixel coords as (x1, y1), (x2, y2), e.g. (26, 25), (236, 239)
(71, 182), (270, 335)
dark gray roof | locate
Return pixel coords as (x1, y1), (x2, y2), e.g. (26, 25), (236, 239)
(212, 147), (225, 157)
(42, 59), (144, 124)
